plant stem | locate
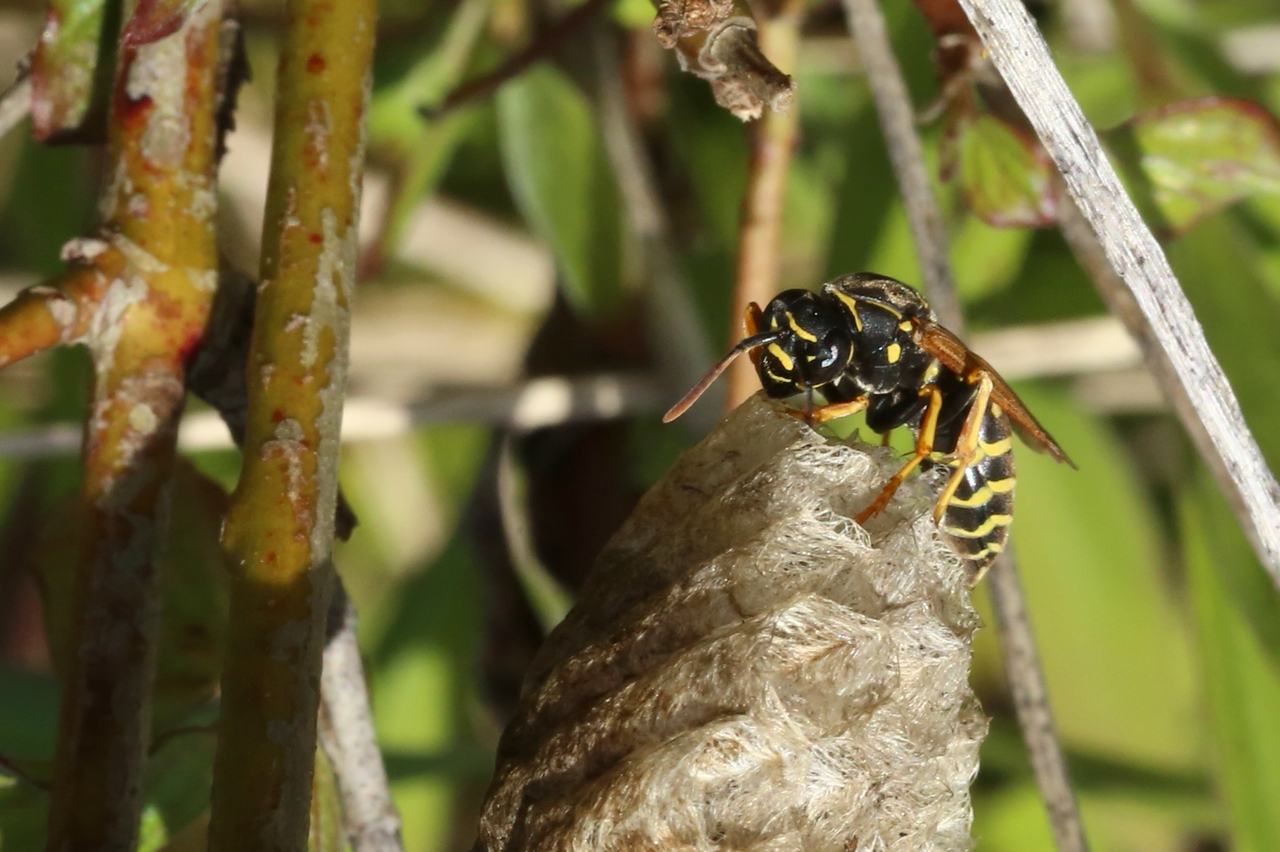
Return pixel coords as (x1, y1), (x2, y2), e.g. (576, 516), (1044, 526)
(725, 0), (803, 410)
(841, 5), (1089, 848)
(207, 0), (377, 846)
(44, 1), (225, 849)
(957, 0), (1280, 591)
(988, 549), (1090, 852)
(842, 0), (962, 331)
(319, 588), (403, 852)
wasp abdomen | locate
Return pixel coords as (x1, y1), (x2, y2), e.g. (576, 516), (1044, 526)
(939, 408), (1016, 574)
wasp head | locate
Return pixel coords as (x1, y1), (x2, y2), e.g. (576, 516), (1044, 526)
(662, 288), (854, 423)
(756, 289), (854, 394)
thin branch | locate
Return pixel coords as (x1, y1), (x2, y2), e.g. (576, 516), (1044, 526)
(841, 6), (1089, 849)
(594, 28), (720, 434)
(0, 313), (1144, 460)
(320, 586), (403, 852)
(0, 265), (106, 369)
(725, 0), (804, 409)
(0, 77), (31, 142)
(841, 0), (962, 332)
(207, 0), (376, 846)
(43, 2), (226, 848)
(957, 0), (1280, 589)
(421, 0), (612, 119)
(987, 549), (1089, 852)
(0, 374), (667, 458)
(1054, 189), (1248, 548)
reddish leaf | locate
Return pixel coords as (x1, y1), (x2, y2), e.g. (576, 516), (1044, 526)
(956, 114), (1058, 228)
(121, 0), (203, 47)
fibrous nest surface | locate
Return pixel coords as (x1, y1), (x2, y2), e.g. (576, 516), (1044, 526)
(476, 394), (986, 852)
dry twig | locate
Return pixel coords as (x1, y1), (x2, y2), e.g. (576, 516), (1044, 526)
(320, 588), (404, 852)
(207, 0), (377, 845)
(956, 0), (1280, 590)
(841, 0), (962, 332)
(842, 7), (1089, 850)
(724, 0), (804, 409)
(987, 548), (1089, 852)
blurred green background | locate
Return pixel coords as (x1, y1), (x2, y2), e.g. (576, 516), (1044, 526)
(1, 0), (1280, 848)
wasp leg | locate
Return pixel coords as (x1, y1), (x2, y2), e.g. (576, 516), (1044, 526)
(855, 384), (943, 525)
(880, 430), (893, 447)
(781, 395), (870, 424)
(933, 372), (995, 524)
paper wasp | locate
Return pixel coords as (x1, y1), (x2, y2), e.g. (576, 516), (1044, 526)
(663, 273), (1074, 577)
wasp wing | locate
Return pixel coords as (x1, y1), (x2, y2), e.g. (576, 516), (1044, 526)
(911, 318), (1077, 468)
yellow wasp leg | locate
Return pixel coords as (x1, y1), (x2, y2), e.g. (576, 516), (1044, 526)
(782, 395), (870, 424)
(933, 372), (995, 524)
(855, 384), (943, 525)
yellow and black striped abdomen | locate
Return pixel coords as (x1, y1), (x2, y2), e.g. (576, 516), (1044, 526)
(940, 408), (1016, 574)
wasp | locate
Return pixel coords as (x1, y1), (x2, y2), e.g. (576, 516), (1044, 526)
(663, 272), (1074, 578)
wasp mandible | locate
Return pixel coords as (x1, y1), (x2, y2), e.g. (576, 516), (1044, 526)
(663, 272), (1075, 577)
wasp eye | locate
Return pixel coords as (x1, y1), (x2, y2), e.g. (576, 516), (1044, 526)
(804, 331), (852, 385)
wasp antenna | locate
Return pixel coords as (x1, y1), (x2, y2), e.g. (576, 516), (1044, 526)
(662, 331), (780, 423)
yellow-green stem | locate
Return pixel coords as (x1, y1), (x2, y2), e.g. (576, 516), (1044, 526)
(45, 1), (224, 849)
(207, 0), (376, 847)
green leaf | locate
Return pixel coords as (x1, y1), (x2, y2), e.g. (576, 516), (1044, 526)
(956, 114), (1058, 228)
(1111, 97), (1280, 235)
(1168, 214), (1280, 474)
(0, 668), (59, 763)
(1165, 208), (1280, 851)
(1180, 470), (1280, 852)
(29, 0), (109, 141)
(33, 459), (231, 736)
(151, 461), (232, 733)
(992, 383), (1201, 773)
(368, 0), (490, 249)
(0, 783), (48, 851)
(136, 731), (214, 852)
(496, 65), (622, 318)
(309, 746), (346, 852)
(949, 212), (1035, 301)
(373, 536), (488, 852)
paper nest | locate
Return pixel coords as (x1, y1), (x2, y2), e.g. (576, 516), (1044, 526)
(476, 394), (987, 852)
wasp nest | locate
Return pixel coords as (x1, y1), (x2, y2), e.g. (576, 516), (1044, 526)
(476, 394), (986, 852)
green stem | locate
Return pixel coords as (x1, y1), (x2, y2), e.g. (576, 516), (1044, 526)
(207, 0), (377, 847)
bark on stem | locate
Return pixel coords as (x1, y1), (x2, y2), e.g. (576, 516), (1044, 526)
(207, 0), (377, 847)
(724, 0), (803, 410)
(957, 0), (1280, 588)
(43, 2), (225, 849)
